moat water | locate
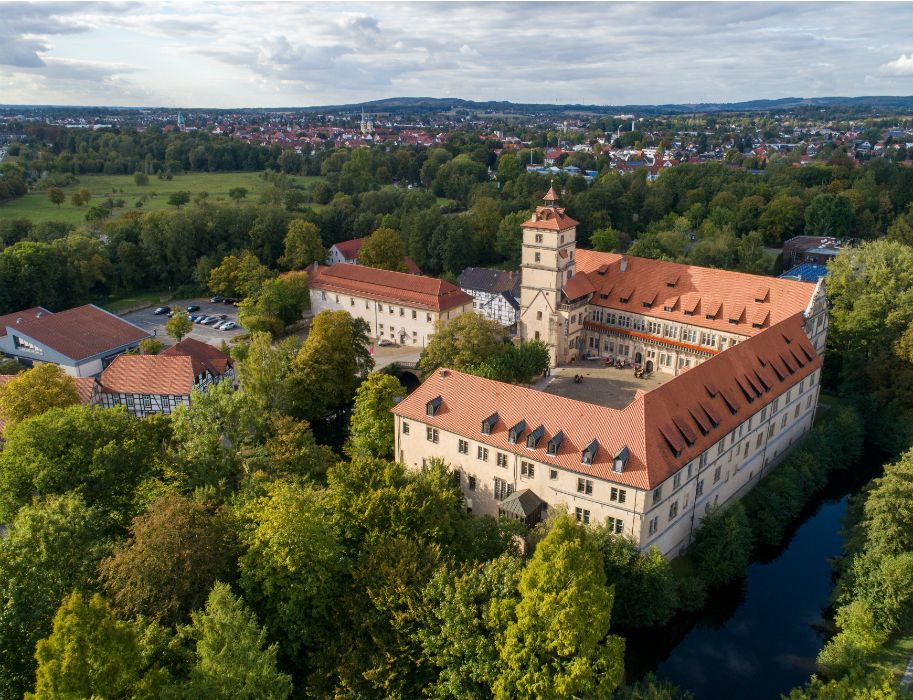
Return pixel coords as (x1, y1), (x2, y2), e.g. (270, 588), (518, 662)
(624, 455), (884, 699)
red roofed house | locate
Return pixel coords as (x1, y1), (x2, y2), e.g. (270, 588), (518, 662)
(0, 305), (152, 377)
(98, 341), (233, 418)
(309, 263), (474, 347)
(327, 238), (422, 275)
(393, 188), (831, 558)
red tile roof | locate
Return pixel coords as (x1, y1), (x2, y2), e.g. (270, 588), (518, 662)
(0, 308), (50, 338)
(393, 312), (820, 490)
(331, 238), (422, 274)
(310, 263), (473, 312)
(522, 205), (579, 231)
(0, 305), (150, 360)
(161, 337), (232, 377)
(98, 355), (195, 396)
(570, 250), (816, 336)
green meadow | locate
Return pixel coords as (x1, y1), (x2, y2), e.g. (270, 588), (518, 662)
(0, 171), (323, 226)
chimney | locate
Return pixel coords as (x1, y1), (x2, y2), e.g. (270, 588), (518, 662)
(620, 257), (628, 273)
(440, 369), (449, 377)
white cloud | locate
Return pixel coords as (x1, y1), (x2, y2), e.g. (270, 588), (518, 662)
(881, 53), (913, 75)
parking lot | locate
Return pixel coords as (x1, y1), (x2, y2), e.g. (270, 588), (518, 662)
(122, 298), (246, 348)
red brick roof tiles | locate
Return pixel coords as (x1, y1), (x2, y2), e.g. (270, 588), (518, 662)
(161, 337), (232, 377)
(394, 312), (820, 491)
(0, 305), (150, 360)
(570, 250), (815, 337)
(0, 308), (50, 338)
(310, 263), (473, 312)
(99, 355), (196, 396)
(522, 205), (579, 231)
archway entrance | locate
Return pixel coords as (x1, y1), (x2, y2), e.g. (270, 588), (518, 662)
(646, 360), (654, 372)
(634, 351), (643, 365)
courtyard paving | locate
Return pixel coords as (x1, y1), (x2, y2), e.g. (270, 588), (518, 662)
(539, 359), (673, 410)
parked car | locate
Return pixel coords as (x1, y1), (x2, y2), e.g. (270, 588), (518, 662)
(153, 306), (170, 315)
(218, 321), (237, 331)
(186, 305), (200, 313)
(194, 316), (207, 324)
(378, 339), (395, 347)
(222, 298), (237, 305)
(202, 317), (218, 326)
(188, 315), (198, 322)
(210, 295), (224, 303)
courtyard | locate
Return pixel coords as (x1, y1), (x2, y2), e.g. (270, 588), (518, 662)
(540, 359), (673, 410)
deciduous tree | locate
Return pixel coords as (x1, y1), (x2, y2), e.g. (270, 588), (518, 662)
(0, 363), (80, 431)
(279, 220), (325, 270)
(47, 187), (64, 207)
(346, 372), (405, 459)
(357, 227), (407, 272)
(419, 312), (509, 374)
(166, 309), (193, 341)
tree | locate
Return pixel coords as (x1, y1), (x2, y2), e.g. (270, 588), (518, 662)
(346, 372), (405, 459)
(493, 514), (625, 699)
(47, 187), (64, 207)
(238, 271), (309, 333)
(0, 363), (80, 431)
(85, 204), (111, 224)
(805, 193), (856, 239)
(100, 494), (237, 626)
(228, 187), (248, 201)
(243, 414), (336, 483)
(419, 555), (524, 699)
(238, 480), (347, 661)
(182, 582), (292, 700)
(166, 309), (193, 341)
(0, 405), (165, 527)
(70, 191), (84, 207)
(78, 187), (91, 204)
(278, 219), (325, 270)
(288, 310), (363, 420)
(593, 530), (679, 628)
(357, 227), (408, 272)
(690, 502), (753, 587)
(815, 601), (887, 678)
(0, 494), (104, 700)
(591, 226), (621, 252)
(139, 337), (164, 355)
(134, 172), (149, 186)
(208, 251), (274, 299)
(236, 331), (300, 415)
(759, 193), (804, 246)
(495, 211), (528, 267)
(29, 592), (166, 700)
(168, 191), (191, 208)
(419, 312), (509, 374)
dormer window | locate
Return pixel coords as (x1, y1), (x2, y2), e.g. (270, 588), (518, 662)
(547, 430), (564, 456)
(481, 412), (499, 435)
(508, 419), (526, 444)
(581, 438), (599, 465)
(613, 446), (629, 473)
(426, 395), (443, 417)
(526, 424), (545, 449)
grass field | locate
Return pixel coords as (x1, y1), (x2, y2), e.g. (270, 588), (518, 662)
(0, 171), (324, 226)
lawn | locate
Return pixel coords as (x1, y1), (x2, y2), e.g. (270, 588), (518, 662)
(0, 171), (324, 226)
(872, 632), (913, 686)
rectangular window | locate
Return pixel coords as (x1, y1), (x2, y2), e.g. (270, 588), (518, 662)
(426, 427), (439, 443)
(550, 469), (558, 480)
(535, 233), (543, 243)
(669, 501), (679, 519)
(402, 421), (409, 435)
(468, 475), (477, 491)
(458, 439), (469, 454)
(427, 313), (432, 322)
(477, 446), (489, 461)
(412, 309), (417, 319)
(575, 507), (591, 524)
(494, 477), (513, 501)
(578, 478), (593, 495)
(496, 452), (507, 467)
(610, 487), (626, 503)
(521, 461), (535, 477)
(673, 472), (681, 490)
(652, 486), (662, 505)
(648, 516), (658, 535)
(714, 466), (722, 483)
(534, 252), (541, 263)
(696, 478), (704, 497)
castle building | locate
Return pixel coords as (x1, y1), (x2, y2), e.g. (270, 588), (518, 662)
(393, 189), (829, 557)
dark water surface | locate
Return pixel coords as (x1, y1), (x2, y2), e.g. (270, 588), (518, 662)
(625, 458), (883, 699)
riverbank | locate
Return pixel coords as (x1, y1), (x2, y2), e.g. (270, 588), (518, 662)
(624, 448), (885, 698)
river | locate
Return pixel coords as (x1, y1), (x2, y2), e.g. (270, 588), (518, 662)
(624, 456), (884, 699)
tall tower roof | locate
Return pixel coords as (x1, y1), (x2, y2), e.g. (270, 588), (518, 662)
(543, 184), (559, 204)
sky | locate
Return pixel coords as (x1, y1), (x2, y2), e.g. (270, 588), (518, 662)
(3, 1), (913, 109)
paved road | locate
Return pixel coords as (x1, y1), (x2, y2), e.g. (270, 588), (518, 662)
(122, 298), (245, 348)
